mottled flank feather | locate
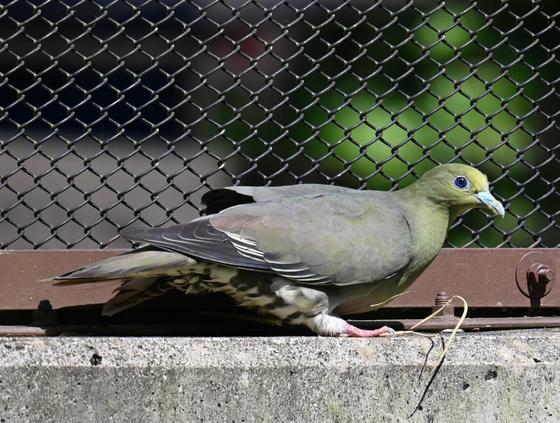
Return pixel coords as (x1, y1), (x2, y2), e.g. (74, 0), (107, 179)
(102, 277), (170, 316)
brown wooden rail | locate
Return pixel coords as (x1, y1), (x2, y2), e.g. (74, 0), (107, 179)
(0, 248), (558, 311)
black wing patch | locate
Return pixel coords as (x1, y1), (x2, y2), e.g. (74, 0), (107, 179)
(201, 189), (255, 215)
(122, 221), (271, 272)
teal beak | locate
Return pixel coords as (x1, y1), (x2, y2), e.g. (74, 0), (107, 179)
(475, 191), (505, 217)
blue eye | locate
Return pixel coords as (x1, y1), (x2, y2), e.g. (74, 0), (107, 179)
(454, 176), (469, 189)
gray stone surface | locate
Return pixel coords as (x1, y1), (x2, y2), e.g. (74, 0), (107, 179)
(0, 331), (559, 422)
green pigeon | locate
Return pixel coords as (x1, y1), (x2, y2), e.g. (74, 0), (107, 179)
(50, 164), (504, 336)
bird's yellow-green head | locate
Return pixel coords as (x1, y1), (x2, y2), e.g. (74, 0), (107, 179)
(414, 164), (505, 218)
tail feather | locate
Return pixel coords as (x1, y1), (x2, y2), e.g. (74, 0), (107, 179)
(45, 250), (198, 316)
(49, 250), (197, 284)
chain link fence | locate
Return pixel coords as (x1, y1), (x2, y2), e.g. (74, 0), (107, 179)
(0, 0), (558, 250)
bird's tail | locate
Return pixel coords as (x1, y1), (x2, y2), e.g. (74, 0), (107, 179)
(43, 249), (198, 316)
(48, 249), (196, 284)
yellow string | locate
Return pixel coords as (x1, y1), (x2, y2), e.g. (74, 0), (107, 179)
(393, 295), (469, 376)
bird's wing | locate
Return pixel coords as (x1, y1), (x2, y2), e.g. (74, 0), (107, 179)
(124, 192), (413, 287)
(202, 184), (354, 214)
(122, 220), (271, 272)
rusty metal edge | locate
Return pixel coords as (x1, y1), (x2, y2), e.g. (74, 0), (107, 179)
(0, 248), (558, 310)
(3, 316), (560, 336)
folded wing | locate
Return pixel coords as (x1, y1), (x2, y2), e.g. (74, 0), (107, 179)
(125, 192), (412, 287)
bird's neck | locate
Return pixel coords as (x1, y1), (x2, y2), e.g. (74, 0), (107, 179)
(394, 185), (451, 272)
(448, 204), (472, 223)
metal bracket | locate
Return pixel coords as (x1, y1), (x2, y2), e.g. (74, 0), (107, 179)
(516, 252), (555, 307)
(31, 300), (58, 327)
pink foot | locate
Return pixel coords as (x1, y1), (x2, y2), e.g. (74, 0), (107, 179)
(342, 324), (395, 337)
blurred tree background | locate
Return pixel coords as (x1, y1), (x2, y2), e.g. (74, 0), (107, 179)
(0, 0), (558, 248)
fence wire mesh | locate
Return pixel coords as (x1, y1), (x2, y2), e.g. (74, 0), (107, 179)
(0, 0), (558, 249)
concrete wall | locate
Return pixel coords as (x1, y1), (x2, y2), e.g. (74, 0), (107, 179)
(1, 331), (559, 422)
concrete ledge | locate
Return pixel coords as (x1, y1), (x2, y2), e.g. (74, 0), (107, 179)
(1, 331), (559, 422)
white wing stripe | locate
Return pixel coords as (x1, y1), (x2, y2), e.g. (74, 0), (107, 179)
(222, 230), (334, 284)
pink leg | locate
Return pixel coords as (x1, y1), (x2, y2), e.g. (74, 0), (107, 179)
(342, 323), (395, 337)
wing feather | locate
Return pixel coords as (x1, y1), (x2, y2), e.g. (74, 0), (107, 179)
(124, 190), (412, 287)
(123, 220), (271, 271)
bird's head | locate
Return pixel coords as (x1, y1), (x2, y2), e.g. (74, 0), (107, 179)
(416, 164), (505, 218)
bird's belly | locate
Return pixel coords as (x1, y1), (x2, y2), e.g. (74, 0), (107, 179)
(332, 279), (406, 316)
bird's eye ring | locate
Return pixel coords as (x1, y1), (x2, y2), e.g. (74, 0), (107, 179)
(454, 176), (469, 189)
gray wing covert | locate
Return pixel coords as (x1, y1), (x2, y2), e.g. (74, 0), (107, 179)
(210, 192), (413, 286)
